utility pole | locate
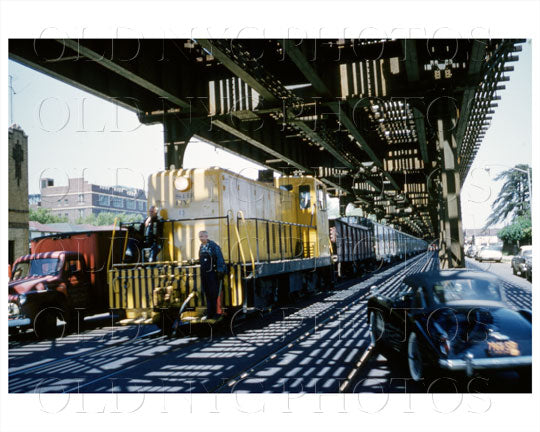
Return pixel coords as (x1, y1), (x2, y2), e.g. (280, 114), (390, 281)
(9, 75), (15, 125)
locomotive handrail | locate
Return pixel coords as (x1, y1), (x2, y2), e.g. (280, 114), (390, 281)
(240, 217), (315, 229)
(228, 210), (246, 268)
(118, 215), (232, 266)
(236, 211), (256, 272)
(240, 217), (316, 260)
(107, 217), (119, 273)
(122, 227), (129, 262)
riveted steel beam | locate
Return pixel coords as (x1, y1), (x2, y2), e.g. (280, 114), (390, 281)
(61, 39), (192, 111)
(401, 40), (429, 165)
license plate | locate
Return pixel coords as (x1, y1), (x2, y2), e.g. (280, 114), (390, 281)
(487, 340), (520, 356)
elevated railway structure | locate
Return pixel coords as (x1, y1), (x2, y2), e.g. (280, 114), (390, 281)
(9, 38), (524, 267)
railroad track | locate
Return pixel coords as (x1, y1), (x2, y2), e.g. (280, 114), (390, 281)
(9, 253), (435, 393)
(210, 252), (437, 393)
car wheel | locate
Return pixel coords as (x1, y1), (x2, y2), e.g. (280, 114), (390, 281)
(407, 332), (425, 382)
(369, 310), (385, 347)
(513, 266), (517, 275)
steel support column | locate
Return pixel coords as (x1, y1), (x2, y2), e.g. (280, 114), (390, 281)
(163, 116), (196, 170)
(436, 103), (465, 268)
(339, 195), (355, 216)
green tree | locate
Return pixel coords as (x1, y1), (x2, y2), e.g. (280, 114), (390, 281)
(497, 212), (532, 247)
(29, 208), (68, 224)
(485, 164), (531, 227)
(77, 212), (143, 226)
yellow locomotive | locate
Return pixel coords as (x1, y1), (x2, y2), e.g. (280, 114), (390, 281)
(107, 168), (333, 329)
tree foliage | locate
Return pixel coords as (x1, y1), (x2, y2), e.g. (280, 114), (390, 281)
(497, 211), (532, 246)
(485, 164), (531, 227)
(29, 208), (68, 224)
(76, 212), (143, 226)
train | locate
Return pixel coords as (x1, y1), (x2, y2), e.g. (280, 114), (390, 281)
(329, 216), (428, 278)
(107, 167), (428, 333)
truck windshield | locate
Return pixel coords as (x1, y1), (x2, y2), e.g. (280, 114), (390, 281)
(11, 258), (61, 280)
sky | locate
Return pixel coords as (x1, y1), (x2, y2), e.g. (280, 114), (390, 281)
(7, 41), (532, 229)
(459, 40), (532, 229)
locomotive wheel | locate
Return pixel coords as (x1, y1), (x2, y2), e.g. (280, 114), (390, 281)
(155, 308), (179, 337)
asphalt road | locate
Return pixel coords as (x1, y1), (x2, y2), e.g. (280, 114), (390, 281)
(465, 257), (532, 293)
(8, 252), (532, 394)
(9, 253), (432, 394)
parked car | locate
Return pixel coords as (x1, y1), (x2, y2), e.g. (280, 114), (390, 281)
(476, 244), (503, 262)
(474, 246), (486, 259)
(511, 246), (532, 277)
(367, 270), (532, 382)
(465, 245), (477, 258)
(523, 255), (532, 282)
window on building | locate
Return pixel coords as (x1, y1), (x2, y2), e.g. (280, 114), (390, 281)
(64, 198), (69, 206)
(125, 200), (136, 210)
(78, 194), (84, 203)
(98, 195), (110, 206)
(112, 197), (124, 208)
(78, 209), (84, 218)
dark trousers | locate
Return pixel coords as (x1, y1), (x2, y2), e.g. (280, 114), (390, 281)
(201, 270), (219, 317)
(143, 243), (160, 262)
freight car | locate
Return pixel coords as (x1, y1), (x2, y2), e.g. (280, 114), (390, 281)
(329, 216), (428, 278)
(107, 168), (427, 333)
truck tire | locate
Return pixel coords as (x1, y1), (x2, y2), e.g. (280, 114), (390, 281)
(34, 306), (68, 339)
(34, 308), (59, 339)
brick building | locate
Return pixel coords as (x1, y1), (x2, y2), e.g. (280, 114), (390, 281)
(39, 177), (147, 222)
(8, 125), (29, 264)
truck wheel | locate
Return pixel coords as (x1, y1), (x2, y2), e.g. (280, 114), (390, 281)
(34, 308), (59, 339)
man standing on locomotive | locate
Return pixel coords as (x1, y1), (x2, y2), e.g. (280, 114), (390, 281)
(198, 230), (226, 320)
(144, 206), (163, 262)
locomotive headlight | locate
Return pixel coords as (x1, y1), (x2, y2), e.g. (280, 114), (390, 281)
(8, 302), (20, 317)
(174, 176), (191, 192)
(19, 294), (27, 305)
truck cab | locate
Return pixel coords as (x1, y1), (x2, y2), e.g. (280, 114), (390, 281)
(8, 251), (90, 337)
(8, 230), (124, 338)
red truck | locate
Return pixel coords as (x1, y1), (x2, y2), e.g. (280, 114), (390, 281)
(8, 230), (127, 338)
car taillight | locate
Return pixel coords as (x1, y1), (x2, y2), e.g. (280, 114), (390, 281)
(439, 337), (451, 355)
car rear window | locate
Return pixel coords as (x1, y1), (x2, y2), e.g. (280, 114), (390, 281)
(432, 279), (502, 304)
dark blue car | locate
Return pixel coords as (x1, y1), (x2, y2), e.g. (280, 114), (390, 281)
(368, 270), (532, 382)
